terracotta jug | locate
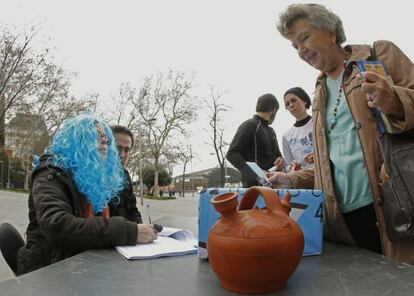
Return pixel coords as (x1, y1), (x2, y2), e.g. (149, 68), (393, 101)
(208, 186), (304, 294)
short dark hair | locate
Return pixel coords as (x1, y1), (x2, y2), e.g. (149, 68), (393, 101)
(284, 87), (311, 109)
(256, 93), (279, 112)
(111, 125), (134, 148)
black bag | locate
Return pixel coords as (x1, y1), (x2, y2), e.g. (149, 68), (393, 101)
(378, 133), (414, 241)
(369, 43), (414, 241)
(370, 42), (414, 241)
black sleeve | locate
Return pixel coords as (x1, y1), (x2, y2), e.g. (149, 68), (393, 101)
(32, 170), (137, 251)
(124, 171), (143, 224)
(226, 119), (256, 171)
(226, 119), (259, 185)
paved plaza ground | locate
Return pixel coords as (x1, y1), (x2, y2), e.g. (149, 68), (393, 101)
(0, 189), (199, 282)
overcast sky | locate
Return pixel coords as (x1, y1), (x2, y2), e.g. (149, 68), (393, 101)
(1, 0), (413, 176)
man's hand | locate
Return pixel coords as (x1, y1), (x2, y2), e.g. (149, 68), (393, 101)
(267, 172), (293, 189)
(361, 71), (404, 119)
(137, 224), (158, 244)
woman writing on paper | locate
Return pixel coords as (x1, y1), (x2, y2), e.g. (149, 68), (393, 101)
(17, 113), (158, 275)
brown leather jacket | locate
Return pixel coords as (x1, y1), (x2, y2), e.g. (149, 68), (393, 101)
(288, 40), (414, 264)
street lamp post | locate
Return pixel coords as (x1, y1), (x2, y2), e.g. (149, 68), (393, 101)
(0, 160), (3, 188)
(7, 156), (10, 189)
(190, 146), (194, 197)
(5, 148), (12, 189)
(139, 127), (144, 206)
(138, 118), (156, 206)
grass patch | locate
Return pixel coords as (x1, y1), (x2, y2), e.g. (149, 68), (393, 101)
(144, 195), (176, 200)
(0, 188), (29, 194)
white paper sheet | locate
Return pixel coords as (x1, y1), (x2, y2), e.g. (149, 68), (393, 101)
(116, 226), (197, 260)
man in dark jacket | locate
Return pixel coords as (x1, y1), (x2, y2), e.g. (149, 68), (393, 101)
(110, 125), (143, 223)
(17, 114), (157, 275)
(227, 93), (283, 187)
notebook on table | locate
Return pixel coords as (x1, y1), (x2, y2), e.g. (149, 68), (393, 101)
(116, 226), (197, 260)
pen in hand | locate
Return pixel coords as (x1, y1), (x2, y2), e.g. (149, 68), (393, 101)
(154, 224), (163, 233)
(146, 204), (163, 233)
(146, 204), (152, 225)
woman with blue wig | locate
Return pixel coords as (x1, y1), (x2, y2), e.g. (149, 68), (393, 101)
(17, 113), (158, 275)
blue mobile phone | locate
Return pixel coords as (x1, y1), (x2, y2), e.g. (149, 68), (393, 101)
(356, 60), (387, 79)
(356, 60), (387, 134)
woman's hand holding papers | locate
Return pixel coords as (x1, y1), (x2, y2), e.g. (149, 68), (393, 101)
(137, 224), (158, 244)
(361, 72), (404, 118)
(267, 172), (293, 189)
(304, 152), (314, 164)
(273, 157), (285, 171)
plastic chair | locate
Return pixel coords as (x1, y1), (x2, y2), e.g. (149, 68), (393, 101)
(0, 223), (25, 275)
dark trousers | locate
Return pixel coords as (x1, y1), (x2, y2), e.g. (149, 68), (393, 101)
(342, 203), (383, 254)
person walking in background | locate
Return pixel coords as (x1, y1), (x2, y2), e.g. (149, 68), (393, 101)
(271, 3), (414, 264)
(110, 125), (143, 223)
(282, 87), (314, 172)
(227, 93), (283, 187)
(17, 113), (157, 275)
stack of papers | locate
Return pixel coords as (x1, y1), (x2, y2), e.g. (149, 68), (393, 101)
(246, 161), (272, 187)
(116, 226), (197, 260)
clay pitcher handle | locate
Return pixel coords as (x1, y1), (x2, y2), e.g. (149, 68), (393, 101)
(238, 186), (291, 215)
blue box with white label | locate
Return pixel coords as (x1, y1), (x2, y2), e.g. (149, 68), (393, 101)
(198, 188), (324, 258)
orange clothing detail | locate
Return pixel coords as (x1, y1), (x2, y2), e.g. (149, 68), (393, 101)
(80, 197), (109, 218)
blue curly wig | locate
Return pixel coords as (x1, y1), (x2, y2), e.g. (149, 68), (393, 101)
(42, 113), (124, 213)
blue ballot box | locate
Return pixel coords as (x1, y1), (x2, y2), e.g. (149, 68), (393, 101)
(198, 188), (324, 258)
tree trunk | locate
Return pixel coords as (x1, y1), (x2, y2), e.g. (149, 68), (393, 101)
(24, 161), (31, 190)
(181, 160), (188, 197)
(220, 164), (225, 187)
(153, 169), (160, 198)
(0, 95), (5, 153)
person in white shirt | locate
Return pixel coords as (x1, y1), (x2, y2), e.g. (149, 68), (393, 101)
(282, 87), (314, 171)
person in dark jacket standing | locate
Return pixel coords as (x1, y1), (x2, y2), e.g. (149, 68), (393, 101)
(110, 125), (143, 223)
(17, 113), (157, 275)
(227, 93), (283, 187)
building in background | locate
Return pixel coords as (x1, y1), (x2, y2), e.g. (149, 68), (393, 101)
(4, 112), (50, 188)
(173, 166), (242, 192)
(5, 112), (49, 157)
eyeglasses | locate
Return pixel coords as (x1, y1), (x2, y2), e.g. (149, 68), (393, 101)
(98, 133), (111, 145)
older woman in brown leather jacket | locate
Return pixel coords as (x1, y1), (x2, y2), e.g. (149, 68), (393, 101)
(270, 3), (414, 264)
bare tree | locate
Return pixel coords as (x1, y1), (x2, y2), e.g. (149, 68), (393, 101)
(132, 70), (198, 197)
(8, 61), (98, 189)
(104, 83), (149, 195)
(126, 127), (154, 196)
(6, 112), (50, 189)
(0, 24), (101, 189)
(162, 142), (194, 197)
(104, 82), (138, 128)
(0, 26), (52, 151)
(204, 86), (230, 187)
(27, 62), (98, 137)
